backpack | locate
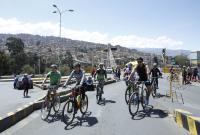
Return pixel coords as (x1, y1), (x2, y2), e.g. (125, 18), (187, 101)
(22, 77), (29, 86)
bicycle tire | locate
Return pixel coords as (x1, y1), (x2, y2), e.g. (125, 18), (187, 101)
(128, 92), (139, 116)
(96, 86), (102, 104)
(41, 100), (51, 120)
(80, 94), (88, 115)
(125, 85), (132, 104)
(62, 99), (75, 125)
(53, 95), (61, 113)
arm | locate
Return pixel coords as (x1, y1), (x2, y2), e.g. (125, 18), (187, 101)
(57, 72), (61, 85)
(104, 70), (107, 79)
(63, 71), (74, 86)
(157, 68), (162, 76)
(42, 72), (50, 85)
(128, 69), (136, 81)
(80, 70), (86, 85)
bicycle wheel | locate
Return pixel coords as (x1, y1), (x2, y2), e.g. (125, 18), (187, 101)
(41, 100), (51, 120)
(62, 100), (75, 124)
(128, 92), (139, 116)
(96, 86), (102, 104)
(151, 82), (157, 97)
(80, 94), (88, 115)
(125, 85), (132, 104)
(53, 95), (61, 113)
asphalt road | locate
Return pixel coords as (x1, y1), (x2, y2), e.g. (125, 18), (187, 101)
(3, 81), (188, 135)
(0, 82), (46, 117)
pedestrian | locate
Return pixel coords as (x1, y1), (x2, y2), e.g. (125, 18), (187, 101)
(193, 67), (198, 82)
(91, 65), (96, 78)
(22, 73), (30, 97)
(187, 66), (192, 81)
(182, 66), (187, 85)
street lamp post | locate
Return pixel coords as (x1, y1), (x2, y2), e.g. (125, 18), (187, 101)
(52, 4), (74, 37)
(52, 4), (74, 66)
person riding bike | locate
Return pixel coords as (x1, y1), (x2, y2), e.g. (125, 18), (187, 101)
(42, 64), (61, 101)
(128, 57), (152, 105)
(149, 63), (162, 89)
(63, 62), (87, 100)
(94, 63), (107, 94)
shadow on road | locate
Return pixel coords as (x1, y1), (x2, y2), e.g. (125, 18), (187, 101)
(98, 99), (116, 106)
(43, 111), (63, 123)
(132, 108), (169, 120)
(65, 111), (98, 130)
(23, 95), (31, 98)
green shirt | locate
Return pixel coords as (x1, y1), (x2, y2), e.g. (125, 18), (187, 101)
(47, 71), (61, 85)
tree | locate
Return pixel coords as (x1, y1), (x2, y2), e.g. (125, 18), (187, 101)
(0, 51), (10, 75)
(5, 37), (27, 74)
(21, 64), (34, 74)
(174, 55), (190, 67)
(61, 51), (73, 69)
(59, 65), (70, 76)
(6, 37), (25, 55)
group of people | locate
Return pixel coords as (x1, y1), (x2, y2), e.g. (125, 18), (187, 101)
(124, 57), (162, 105)
(182, 66), (199, 85)
(42, 62), (107, 106)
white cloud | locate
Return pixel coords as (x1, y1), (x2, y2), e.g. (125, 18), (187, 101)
(0, 17), (183, 49)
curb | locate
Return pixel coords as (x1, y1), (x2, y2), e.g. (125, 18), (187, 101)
(0, 79), (116, 133)
(174, 109), (200, 135)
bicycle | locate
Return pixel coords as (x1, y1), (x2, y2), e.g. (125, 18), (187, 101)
(62, 85), (88, 125)
(151, 76), (161, 97)
(95, 80), (105, 104)
(128, 81), (148, 116)
(125, 80), (137, 104)
(41, 85), (61, 120)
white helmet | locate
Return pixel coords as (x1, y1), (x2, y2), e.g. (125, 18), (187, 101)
(153, 63), (157, 67)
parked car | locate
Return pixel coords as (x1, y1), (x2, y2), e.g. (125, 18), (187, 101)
(14, 75), (33, 90)
(106, 67), (113, 74)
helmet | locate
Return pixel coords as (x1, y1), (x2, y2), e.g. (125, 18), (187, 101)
(153, 63), (157, 67)
(137, 57), (143, 61)
(99, 63), (104, 67)
(73, 62), (81, 67)
(50, 64), (58, 69)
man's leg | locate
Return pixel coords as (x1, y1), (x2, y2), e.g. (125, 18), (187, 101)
(26, 88), (28, 96)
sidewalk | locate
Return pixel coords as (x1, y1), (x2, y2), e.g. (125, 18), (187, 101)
(0, 82), (46, 118)
(156, 78), (200, 117)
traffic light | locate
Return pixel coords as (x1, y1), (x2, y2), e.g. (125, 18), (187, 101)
(162, 48), (166, 56)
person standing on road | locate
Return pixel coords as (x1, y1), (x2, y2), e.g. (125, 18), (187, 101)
(182, 66), (187, 85)
(91, 65), (97, 78)
(22, 73), (30, 97)
(187, 66), (193, 81)
(193, 67), (198, 82)
(115, 66), (121, 80)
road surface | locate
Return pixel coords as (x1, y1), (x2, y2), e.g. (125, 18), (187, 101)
(3, 80), (188, 135)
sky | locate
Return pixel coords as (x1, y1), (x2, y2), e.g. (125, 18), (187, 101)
(0, 0), (199, 50)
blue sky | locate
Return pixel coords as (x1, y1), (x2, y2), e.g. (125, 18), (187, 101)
(0, 0), (199, 50)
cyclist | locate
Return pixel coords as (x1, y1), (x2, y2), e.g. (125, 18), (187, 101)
(94, 63), (107, 94)
(149, 63), (162, 89)
(128, 57), (151, 105)
(42, 64), (61, 101)
(63, 62), (87, 99)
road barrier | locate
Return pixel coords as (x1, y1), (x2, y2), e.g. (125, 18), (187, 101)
(174, 109), (200, 135)
(0, 79), (116, 133)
